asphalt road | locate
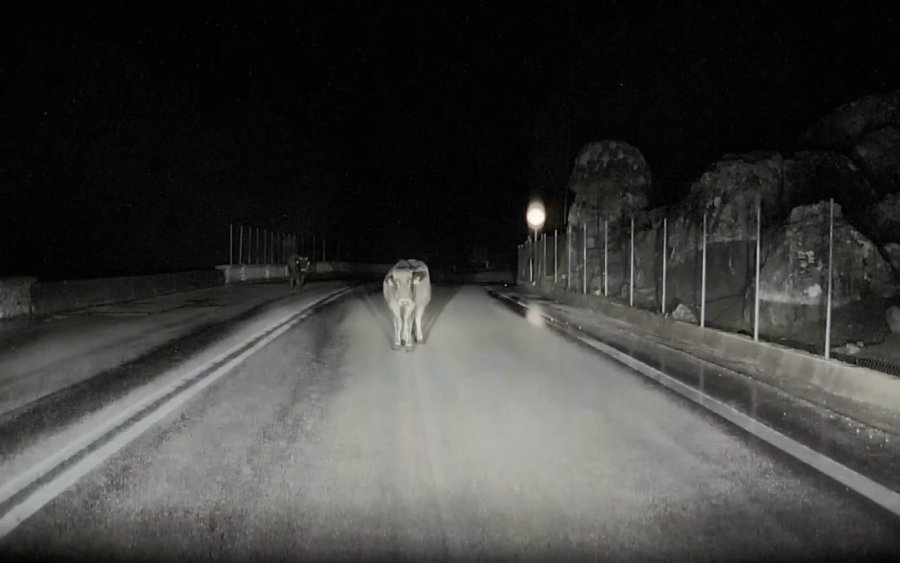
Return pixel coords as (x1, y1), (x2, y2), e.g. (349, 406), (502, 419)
(1, 285), (898, 562)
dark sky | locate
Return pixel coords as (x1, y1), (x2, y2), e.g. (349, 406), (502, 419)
(2, 2), (899, 278)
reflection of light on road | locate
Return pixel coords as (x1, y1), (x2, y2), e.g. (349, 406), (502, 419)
(525, 305), (545, 328)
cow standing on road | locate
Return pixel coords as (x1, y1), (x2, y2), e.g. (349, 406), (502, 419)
(288, 254), (310, 289)
(383, 259), (432, 351)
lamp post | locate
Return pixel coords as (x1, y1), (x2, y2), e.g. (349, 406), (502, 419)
(526, 201), (546, 286)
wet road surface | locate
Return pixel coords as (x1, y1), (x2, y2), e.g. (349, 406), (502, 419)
(1, 286), (898, 562)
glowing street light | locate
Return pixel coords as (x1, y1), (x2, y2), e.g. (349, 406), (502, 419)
(526, 201), (546, 230)
(526, 201), (546, 284)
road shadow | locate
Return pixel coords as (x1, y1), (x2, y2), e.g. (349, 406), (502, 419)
(421, 284), (462, 343)
(357, 283), (462, 347)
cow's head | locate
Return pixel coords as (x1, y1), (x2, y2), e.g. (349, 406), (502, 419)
(386, 268), (415, 306)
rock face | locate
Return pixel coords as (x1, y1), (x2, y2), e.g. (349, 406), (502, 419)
(883, 243), (900, 279)
(887, 306), (900, 333)
(799, 90), (900, 198)
(567, 140), (651, 225)
(784, 151), (879, 219)
(671, 303), (697, 324)
(748, 201), (896, 345)
(566, 140), (652, 296)
(869, 192), (900, 245)
(799, 90), (900, 152)
(853, 126), (900, 196)
(559, 111), (900, 345)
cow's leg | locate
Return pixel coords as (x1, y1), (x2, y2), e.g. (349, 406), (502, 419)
(388, 303), (402, 350)
(414, 307), (426, 344)
(402, 306), (415, 350)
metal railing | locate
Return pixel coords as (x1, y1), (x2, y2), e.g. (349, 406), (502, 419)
(228, 224), (342, 266)
(517, 197), (900, 374)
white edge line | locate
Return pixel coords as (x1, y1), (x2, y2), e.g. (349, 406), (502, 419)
(491, 290), (900, 518)
(0, 286), (353, 536)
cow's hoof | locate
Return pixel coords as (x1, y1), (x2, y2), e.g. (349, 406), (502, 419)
(391, 343), (401, 351)
(404, 345), (415, 352)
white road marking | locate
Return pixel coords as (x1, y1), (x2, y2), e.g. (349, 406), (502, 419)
(0, 286), (354, 540)
(490, 289), (900, 518)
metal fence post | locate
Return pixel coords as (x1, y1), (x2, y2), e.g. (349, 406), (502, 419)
(604, 219), (608, 297)
(238, 225), (244, 265)
(554, 229), (558, 285)
(581, 223), (587, 295)
(529, 235), (534, 283)
(662, 217), (667, 314)
(700, 211), (707, 328)
(567, 224), (572, 291)
(629, 216), (635, 307)
(825, 198), (834, 359)
(754, 195), (761, 341)
(542, 232), (547, 281)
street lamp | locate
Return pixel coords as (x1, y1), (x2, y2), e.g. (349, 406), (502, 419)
(526, 201), (546, 284)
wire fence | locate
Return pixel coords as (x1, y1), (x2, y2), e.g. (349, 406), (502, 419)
(517, 197), (900, 376)
(228, 224), (342, 266)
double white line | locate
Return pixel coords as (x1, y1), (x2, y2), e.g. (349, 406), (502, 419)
(0, 285), (354, 540)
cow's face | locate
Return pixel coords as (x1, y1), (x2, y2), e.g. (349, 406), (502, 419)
(387, 269), (415, 305)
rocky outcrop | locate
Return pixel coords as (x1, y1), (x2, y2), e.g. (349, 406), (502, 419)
(883, 243), (900, 279)
(567, 140), (651, 226)
(747, 201), (896, 345)
(799, 90), (900, 152)
(784, 151), (879, 220)
(671, 303), (697, 324)
(559, 92), (900, 345)
(887, 306), (900, 333)
(853, 126), (900, 195)
(869, 192), (900, 246)
(799, 90), (900, 197)
(566, 140), (652, 296)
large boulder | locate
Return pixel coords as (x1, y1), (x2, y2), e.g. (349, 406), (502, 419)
(685, 152), (787, 244)
(883, 243), (900, 279)
(887, 306), (900, 333)
(852, 126), (900, 196)
(567, 140), (651, 227)
(747, 201), (897, 346)
(566, 140), (653, 297)
(798, 90), (900, 152)
(869, 192), (900, 246)
(799, 90), (900, 198)
(783, 151), (879, 219)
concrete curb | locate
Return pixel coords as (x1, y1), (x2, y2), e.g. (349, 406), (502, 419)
(489, 288), (900, 518)
(526, 284), (900, 418)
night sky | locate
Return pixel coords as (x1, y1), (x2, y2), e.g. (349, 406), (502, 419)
(2, 2), (899, 279)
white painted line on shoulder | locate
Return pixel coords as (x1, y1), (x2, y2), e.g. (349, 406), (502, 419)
(0, 285), (354, 540)
(490, 289), (900, 518)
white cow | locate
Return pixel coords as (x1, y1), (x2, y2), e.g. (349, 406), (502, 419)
(383, 259), (432, 350)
